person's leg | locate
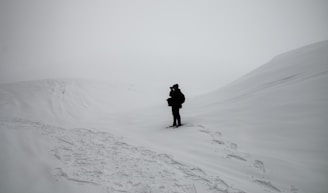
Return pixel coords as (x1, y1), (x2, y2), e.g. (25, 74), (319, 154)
(177, 108), (181, 126)
(172, 107), (177, 126)
(172, 107), (181, 127)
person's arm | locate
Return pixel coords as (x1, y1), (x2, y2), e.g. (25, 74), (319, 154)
(169, 88), (174, 97)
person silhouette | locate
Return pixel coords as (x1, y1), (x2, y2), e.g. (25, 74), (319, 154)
(167, 84), (185, 127)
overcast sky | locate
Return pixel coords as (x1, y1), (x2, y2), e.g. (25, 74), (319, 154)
(1, 0), (328, 95)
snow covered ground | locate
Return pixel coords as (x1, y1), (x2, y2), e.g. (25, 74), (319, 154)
(0, 40), (328, 193)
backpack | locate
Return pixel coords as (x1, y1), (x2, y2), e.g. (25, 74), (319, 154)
(167, 90), (185, 106)
(179, 92), (185, 104)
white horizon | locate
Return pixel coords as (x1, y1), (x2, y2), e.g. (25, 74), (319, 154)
(1, 0), (328, 96)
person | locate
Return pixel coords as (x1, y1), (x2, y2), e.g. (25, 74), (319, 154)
(167, 84), (185, 127)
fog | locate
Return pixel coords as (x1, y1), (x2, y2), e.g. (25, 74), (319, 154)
(1, 0), (328, 96)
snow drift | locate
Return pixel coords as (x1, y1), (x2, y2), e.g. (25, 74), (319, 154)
(186, 40), (328, 193)
(0, 79), (148, 126)
(0, 40), (327, 193)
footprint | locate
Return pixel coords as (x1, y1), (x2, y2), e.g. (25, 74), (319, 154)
(212, 139), (225, 145)
(253, 160), (265, 173)
(199, 129), (210, 134)
(197, 124), (205, 128)
(213, 131), (222, 137)
(254, 180), (281, 192)
(226, 154), (247, 162)
(228, 142), (238, 150)
(52, 167), (67, 177)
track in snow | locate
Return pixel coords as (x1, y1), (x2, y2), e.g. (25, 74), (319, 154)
(1, 118), (246, 193)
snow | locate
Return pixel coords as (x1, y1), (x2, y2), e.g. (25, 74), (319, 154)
(0, 40), (328, 193)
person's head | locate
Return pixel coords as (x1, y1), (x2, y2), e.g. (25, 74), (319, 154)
(173, 84), (179, 89)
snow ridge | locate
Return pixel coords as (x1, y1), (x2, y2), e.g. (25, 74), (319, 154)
(186, 40), (328, 193)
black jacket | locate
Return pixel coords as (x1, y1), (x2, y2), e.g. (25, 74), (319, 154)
(169, 89), (183, 108)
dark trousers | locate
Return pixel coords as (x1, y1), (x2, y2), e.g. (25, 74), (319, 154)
(172, 106), (181, 126)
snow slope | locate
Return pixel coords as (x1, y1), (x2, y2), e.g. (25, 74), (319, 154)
(1, 40), (328, 193)
(1, 79), (243, 193)
(124, 40), (328, 193)
(187, 40), (328, 193)
(0, 79), (152, 127)
(194, 41), (328, 192)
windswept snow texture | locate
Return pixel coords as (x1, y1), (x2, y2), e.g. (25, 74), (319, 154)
(0, 79), (150, 126)
(1, 41), (328, 193)
(186, 40), (328, 193)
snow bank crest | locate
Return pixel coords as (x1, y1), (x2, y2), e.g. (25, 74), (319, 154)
(187, 40), (328, 193)
(0, 79), (143, 126)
